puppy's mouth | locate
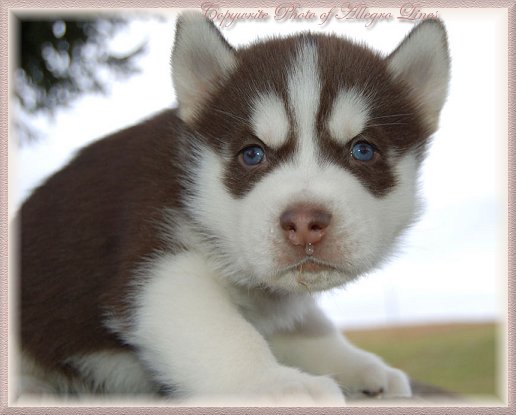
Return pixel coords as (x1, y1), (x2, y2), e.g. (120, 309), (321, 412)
(269, 257), (349, 293)
(279, 257), (343, 274)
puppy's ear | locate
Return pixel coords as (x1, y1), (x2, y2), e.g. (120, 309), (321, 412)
(172, 12), (237, 124)
(387, 20), (450, 131)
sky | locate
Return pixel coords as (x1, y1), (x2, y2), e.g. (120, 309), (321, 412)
(10, 7), (509, 329)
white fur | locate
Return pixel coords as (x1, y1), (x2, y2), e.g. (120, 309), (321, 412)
(127, 252), (410, 403)
(128, 252), (345, 405)
(251, 93), (290, 148)
(328, 88), (371, 143)
(287, 42), (320, 167)
(20, 353), (79, 396)
(19, 351), (157, 397)
(268, 301), (412, 399)
(65, 351), (157, 394)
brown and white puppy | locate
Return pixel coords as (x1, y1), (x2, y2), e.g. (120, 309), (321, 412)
(19, 12), (450, 404)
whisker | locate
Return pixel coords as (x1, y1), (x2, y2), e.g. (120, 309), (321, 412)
(367, 113), (413, 121)
(366, 122), (408, 128)
(212, 108), (249, 124)
(296, 264), (312, 293)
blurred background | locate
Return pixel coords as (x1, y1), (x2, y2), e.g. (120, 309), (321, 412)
(9, 7), (508, 402)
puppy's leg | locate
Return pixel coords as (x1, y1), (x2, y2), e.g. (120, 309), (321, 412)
(124, 252), (344, 405)
(64, 350), (160, 396)
(268, 299), (411, 399)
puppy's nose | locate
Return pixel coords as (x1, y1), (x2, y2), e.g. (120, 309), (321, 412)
(280, 207), (332, 246)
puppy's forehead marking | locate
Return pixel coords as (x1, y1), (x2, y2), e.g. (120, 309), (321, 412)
(287, 41), (321, 164)
(328, 88), (371, 144)
(250, 93), (289, 149)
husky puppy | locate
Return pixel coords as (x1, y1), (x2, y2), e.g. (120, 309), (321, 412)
(19, 12), (450, 404)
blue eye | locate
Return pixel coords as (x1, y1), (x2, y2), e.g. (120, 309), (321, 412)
(351, 142), (375, 162)
(241, 145), (265, 166)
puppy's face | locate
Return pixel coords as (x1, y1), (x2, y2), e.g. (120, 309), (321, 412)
(173, 14), (450, 293)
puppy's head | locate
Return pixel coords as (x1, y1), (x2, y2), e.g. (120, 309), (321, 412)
(172, 13), (450, 293)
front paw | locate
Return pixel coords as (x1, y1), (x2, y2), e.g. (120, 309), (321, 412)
(338, 354), (411, 399)
(247, 367), (346, 406)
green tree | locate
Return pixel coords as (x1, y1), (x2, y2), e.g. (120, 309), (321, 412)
(15, 17), (146, 143)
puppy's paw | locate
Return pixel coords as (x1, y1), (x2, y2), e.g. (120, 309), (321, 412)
(337, 354), (411, 399)
(353, 363), (411, 399)
(250, 367), (346, 405)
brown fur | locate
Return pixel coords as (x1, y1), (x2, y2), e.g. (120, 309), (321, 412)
(20, 109), (185, 371)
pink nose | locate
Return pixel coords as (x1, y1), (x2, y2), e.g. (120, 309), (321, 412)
(280, 207), (332, 246)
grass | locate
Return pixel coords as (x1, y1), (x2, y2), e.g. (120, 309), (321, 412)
(344, 322), (501, 400)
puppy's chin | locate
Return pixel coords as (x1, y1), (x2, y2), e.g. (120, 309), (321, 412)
(266, 260), (357, 294)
